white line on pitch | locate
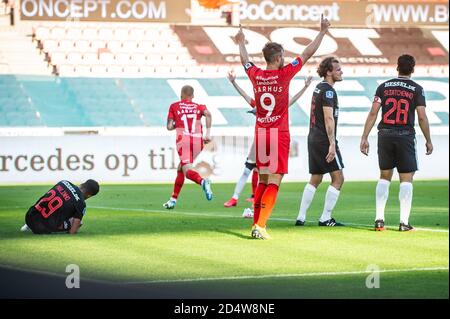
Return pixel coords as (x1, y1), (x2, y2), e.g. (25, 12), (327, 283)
(90, 205), (449, 233)
(122, 266), (449, 285)
(1, 205), (447, 233)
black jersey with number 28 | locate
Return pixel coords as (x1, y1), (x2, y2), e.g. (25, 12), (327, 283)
(375, 77), (426, 133)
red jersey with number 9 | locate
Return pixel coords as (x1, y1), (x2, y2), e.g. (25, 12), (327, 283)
(244, 57), (303, 132)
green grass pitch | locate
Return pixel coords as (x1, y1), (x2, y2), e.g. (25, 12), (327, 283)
(0, 180), (448, 298)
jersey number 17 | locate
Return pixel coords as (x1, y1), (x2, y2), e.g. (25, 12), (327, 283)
(181, 114), (197, 133)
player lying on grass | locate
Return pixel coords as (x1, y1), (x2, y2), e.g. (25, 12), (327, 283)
(20, 179), (99, 234)
(236, 15), (330, 239)
(360, 54), (433, 232)
(224, 70), (313, 211)
(163, 85), (213, 209)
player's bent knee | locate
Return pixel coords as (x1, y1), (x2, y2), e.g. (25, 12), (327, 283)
(245, 161), (256, 171)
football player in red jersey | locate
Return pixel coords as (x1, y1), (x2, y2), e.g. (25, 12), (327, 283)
(163, 85), (213, 209)
(235, 15), (330, 239)
(224, 70), (313, 213)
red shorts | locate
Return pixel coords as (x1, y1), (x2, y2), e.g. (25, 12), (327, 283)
(255, 129), (290, 174)
(176, 135), (204, 166)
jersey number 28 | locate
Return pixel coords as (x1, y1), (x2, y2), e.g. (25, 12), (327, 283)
(383, 98), (410, 125)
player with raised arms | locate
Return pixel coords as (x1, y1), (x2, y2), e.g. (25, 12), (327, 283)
(235, 15), (330, 239)
(224, 70), (313, 217)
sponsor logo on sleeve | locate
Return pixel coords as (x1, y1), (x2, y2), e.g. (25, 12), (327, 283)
(326, 91), (334, 99)
(291, 59), (299, 66)
(244, 62), (254, 70)
(373, 96), (381, 103)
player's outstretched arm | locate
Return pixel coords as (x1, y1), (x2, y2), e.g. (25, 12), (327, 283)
(203, 109), (212, 144)
(289, 76), (313, 107)
(228, 70), (253, 106)
(323, 107), (336, 163)
(416, 106), (433, 155)
(69, 218), (82, 234)
(235, 25), (250, 66)
(360, 101), (381, 156)
(300, 14), (330, 65)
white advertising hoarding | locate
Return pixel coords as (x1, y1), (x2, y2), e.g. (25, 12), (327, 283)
(0, 134), (447, 184)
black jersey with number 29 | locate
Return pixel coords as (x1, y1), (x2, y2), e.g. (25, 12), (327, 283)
(29, 180), (86, 231)
(375, 77), (426, 133)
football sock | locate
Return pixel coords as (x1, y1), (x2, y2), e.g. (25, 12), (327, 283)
(232, 167), (252, 200)
(296, 183), (317, 222)
(253, 183), (267, 225)
(256, 183), (279, 228)
(319, 185), (340, 223)
(399, 182), (413, 225)
(171, 170), (185, 199)
(375, 179), (390, 221)
(186, 170), (203, 185)
(251, 170), (259, 197)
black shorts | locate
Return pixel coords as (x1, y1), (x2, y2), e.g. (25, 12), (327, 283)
(308, 137), (344, 175)
(25, 208), (52, 234)
(25, 208), (69, 234)
(378, 131), (417, 173)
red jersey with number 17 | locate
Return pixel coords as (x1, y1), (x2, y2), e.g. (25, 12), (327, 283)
(168, 100), (207, 139)
(244, 57), (303, 132)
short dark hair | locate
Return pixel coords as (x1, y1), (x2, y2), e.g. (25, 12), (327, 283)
(262, 42), (284, 63)
(397, 54), (415, 75)
(82, 179), (99, 196)
(181, 85), (194, 97)
(317, 57), (339, 78)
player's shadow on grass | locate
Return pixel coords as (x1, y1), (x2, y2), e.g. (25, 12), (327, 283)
(215, 229), (252, 240)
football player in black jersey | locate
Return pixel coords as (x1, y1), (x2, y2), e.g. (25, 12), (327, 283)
(360, 54), (433, 232)
(21, 179), (99, 234)
(295, 57), (345, 227)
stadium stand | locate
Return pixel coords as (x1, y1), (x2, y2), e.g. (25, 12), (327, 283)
(31, 23), (196, 76)
(20, 22), (447, 78)
(0, 74), (448, 127)
(0, 1), (447, 128)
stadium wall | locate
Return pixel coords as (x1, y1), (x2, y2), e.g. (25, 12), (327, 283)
(17, 0), (449, 28)
(0, 133), (448, 184)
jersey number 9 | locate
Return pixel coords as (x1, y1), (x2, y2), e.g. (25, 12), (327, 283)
(260, 93), (276, 117)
